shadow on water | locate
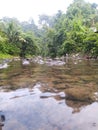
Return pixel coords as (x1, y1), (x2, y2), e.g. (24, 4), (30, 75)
(0, 59), (98, 130)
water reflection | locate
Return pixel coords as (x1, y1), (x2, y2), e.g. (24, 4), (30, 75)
(0, 84), (98, 130)
(65, 99), (90, 113)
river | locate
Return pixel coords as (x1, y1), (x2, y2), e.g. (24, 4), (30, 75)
(0, 58), (98, 130)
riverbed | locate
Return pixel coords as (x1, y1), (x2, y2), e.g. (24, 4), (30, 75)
(0, 59), (98, 130)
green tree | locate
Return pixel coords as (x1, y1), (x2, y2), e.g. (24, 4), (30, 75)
(19, 32), (39, 58)
(83, 31), (98, 56)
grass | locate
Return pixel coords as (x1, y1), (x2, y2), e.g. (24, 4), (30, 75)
(0, 53), (13, 59)
(0, 53), (35, 59)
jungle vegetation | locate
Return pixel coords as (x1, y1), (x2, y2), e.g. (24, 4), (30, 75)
(0, 0), (98, 58)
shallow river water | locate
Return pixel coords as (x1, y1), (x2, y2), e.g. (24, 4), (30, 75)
(0, 59), (98, 130)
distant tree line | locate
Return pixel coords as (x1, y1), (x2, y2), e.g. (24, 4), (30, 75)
(0, 0), (98, 58)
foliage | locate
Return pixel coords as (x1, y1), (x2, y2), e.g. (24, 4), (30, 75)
(0, 19), (39, 58)
(0, 0), (98, 58)
(83, 32), (98, 56)
(0, 53), (13, 59)
(19, 32), (39, 58)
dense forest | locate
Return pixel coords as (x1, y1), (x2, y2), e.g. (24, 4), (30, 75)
(0, 0), (98, 58)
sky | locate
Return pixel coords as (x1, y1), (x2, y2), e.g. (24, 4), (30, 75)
(0, 0), (98, 23)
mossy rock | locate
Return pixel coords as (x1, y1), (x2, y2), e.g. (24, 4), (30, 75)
(65, 87), (95, 102)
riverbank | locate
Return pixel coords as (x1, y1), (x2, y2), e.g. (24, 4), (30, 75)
(0, 53), (98, 61)
(0, 53), (13, 59)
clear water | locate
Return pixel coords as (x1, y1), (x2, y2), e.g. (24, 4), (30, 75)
(0, 59), (98, 130)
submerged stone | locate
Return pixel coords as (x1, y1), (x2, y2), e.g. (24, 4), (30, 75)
(65, 87), (95, 102)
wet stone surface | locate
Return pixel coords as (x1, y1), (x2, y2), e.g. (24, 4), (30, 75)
(0, 59), (98, 130)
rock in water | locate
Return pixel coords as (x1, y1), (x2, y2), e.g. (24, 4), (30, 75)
(22, 59), (30, 65)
